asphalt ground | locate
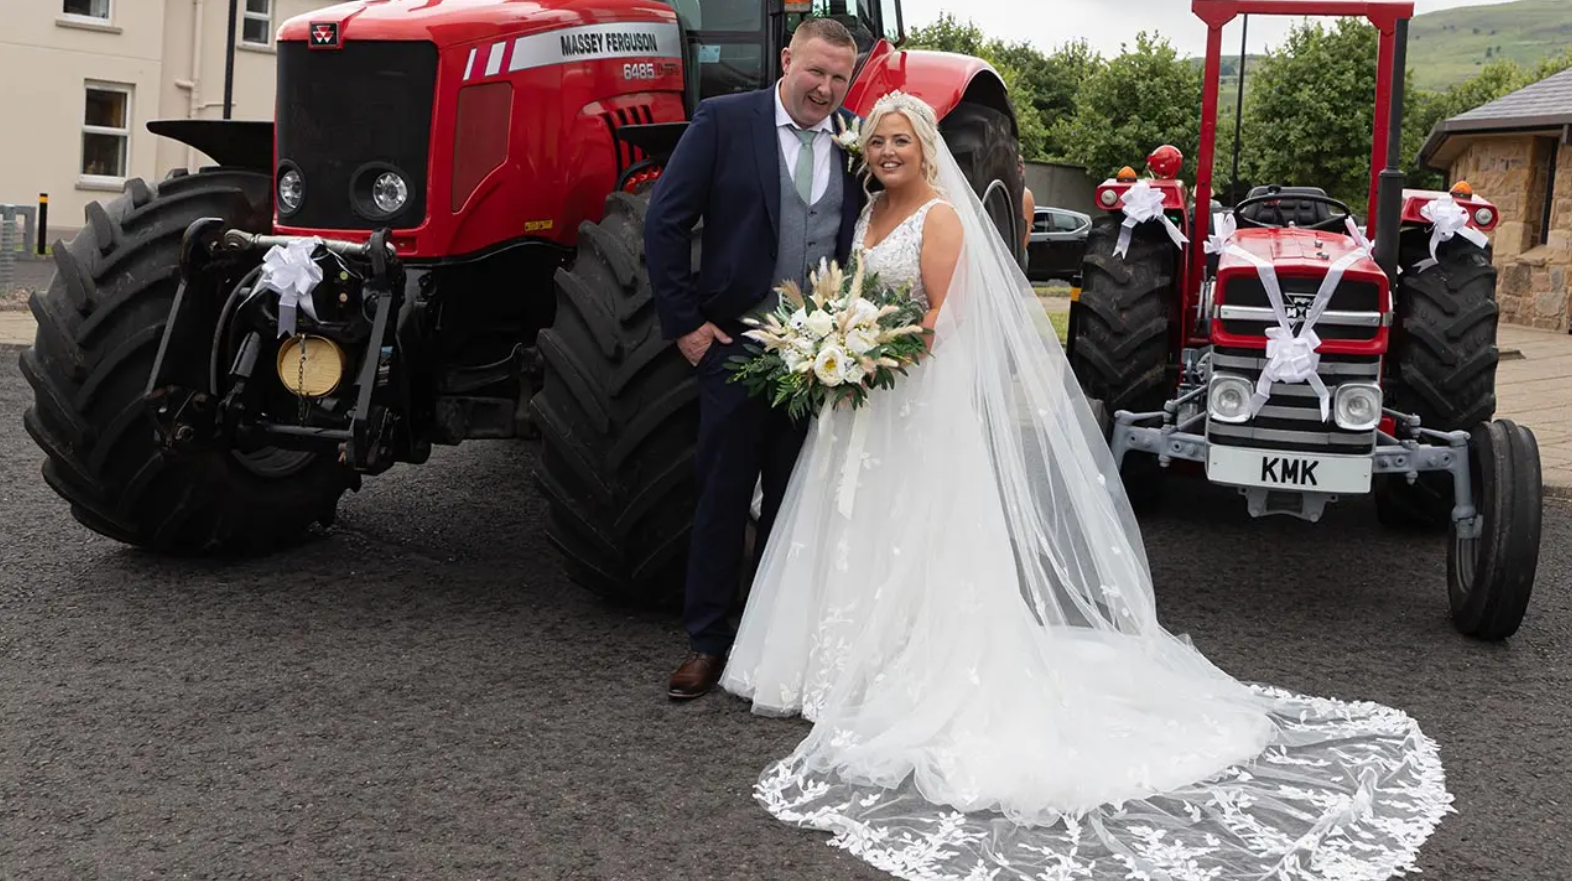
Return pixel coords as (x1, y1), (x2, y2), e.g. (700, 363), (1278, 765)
(2, 344), (1569, 881)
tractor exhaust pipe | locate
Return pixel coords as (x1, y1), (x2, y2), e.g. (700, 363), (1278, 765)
(1373, 15), (1409, 283)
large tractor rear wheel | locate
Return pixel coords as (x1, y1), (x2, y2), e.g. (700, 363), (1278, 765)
(941, 102), (1025, 253)
(19, 168), (355, 553)
(1376, 231), (1500, 529)
(530, 188), (697, 610)
(1068, 215), (1178, 508)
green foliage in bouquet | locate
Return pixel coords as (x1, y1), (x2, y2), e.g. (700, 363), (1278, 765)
(726, 255), (932, 421)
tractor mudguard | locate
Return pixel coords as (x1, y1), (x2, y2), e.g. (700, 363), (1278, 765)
(844, 45), (1016, 135)
(147, 119), (276, 173)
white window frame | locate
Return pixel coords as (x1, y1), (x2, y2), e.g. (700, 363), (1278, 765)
(241, 0), (273, 47)
(80, 82), (133, 188)
(60, 0), (112, 23)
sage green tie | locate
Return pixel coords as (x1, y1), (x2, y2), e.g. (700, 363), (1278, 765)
(792, 126), (817, 204)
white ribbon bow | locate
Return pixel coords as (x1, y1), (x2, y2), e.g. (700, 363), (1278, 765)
(257, 238), (324, 338)
(1417, 194), (1488, 270)
(1205, 211), (1238, 256)
(1209, 212), (1373, 421)
(1115, 180), (1189, 258)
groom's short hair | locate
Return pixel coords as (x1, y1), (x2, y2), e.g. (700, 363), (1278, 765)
(791, 17), (857, 51)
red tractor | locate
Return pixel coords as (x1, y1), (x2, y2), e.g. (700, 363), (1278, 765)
(1067, 0), (1542, 640)
(19, 0), (1024, 607)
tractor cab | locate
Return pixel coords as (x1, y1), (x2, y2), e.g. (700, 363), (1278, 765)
(1065, 0), (1542, 643)
(663, 0), (899, 103)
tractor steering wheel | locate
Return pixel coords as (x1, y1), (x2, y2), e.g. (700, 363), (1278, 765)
(1233, 190), (1354, 232)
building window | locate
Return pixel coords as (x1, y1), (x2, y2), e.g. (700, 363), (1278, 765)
(62, 0), (111, 19)
(241, 0), (273, 46)
(81, 84), (131, 182)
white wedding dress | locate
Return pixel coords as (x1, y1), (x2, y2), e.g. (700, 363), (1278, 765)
(718, 134), (1452, 881)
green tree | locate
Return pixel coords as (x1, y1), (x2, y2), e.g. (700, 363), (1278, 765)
(1050, 31), (1203, 182)
(905, 14), (1099, 161)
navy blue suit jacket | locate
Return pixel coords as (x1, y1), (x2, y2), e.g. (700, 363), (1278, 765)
(645, 87), (866, 340)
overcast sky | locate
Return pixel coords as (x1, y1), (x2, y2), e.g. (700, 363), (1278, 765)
(898, 0), (1527, 58)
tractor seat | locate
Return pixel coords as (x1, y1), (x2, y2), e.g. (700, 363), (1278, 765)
(1237, 186), (1333, 228)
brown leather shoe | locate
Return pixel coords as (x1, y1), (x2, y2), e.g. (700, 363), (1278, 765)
(668, 650), (727, 700)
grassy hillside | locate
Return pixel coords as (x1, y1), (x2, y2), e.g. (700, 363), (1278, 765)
(1185, 0), (1572, 92)
(1408, 0), (1572, 90)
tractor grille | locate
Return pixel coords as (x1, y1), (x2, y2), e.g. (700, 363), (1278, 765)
(275, 40), (438, 230)
(1207, 348), (1380, 455)
(1216, 275), (1384, 342)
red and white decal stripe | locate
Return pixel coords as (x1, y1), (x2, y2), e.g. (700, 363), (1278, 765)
(461, 21), (682, 82)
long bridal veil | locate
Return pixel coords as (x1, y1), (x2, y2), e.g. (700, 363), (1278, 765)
(745, 94), (1453, 881)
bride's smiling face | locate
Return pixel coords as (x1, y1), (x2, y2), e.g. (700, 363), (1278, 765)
(866, 112), (925, 191)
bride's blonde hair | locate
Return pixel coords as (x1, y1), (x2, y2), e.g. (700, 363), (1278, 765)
(859, 91), (944, 191)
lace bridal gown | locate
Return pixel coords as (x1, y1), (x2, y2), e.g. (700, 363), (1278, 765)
(718, 159), (1452, 881)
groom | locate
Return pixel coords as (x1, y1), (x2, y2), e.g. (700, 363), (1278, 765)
(645, 17), (867, 700)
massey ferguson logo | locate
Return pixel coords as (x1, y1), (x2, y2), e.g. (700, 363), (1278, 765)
(309, 22), (340, 48)
(1283, 293), (1316, 323)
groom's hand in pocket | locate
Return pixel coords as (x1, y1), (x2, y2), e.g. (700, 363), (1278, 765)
(679, 322), (733, 366)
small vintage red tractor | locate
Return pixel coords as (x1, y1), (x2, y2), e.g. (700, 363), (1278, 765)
(1066, 0), (1542, 640)
(19, 0), (1025, 608)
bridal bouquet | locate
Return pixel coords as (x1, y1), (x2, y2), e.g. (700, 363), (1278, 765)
(726, 255), (930, 419)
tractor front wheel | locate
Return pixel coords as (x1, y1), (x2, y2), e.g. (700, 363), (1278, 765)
(1446, 419), (1541, 640)
(19, 168), (356, 553)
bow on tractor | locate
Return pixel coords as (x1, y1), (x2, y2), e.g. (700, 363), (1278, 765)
(19, 0), (1025, 608)
(1064, 0), (1542, 641)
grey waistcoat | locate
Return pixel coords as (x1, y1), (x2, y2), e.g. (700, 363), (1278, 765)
(752, 134), (844, 319)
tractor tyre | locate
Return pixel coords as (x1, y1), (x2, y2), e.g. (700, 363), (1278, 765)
(1068, 214), (1178, 510)
(940, 101), (1024, 254)
(530, 188), (697, 610)
(1446, 419), (1541, 640)
(1376, 231), (1500, 530)
(19, 168), (356, 554)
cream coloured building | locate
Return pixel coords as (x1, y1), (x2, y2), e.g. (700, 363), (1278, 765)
(0, 0), (326, 236)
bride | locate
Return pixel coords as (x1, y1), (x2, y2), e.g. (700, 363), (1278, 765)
(717, 91), (1453, 880)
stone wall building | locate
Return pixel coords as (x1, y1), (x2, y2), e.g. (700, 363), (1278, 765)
(1418, 67), (1572, 332)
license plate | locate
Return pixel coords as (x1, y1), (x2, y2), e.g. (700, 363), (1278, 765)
(1206, 445), (1372, 493)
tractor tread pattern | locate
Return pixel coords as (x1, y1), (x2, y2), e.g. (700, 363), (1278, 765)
(19, 168), (354, 554)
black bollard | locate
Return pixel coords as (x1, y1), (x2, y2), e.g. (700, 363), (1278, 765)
(37, 193), (48, 256)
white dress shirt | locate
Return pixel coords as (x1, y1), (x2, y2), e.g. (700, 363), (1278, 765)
(773, 80), (837, 204)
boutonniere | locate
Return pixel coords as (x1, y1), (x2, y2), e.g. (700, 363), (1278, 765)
(833, 112), (863, 174)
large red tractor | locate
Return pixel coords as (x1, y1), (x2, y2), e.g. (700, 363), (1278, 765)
(19, 0), (1024, 607)
(1067, 0), (1542, 640)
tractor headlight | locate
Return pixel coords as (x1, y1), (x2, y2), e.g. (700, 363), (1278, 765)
(1208, 373), (1254, 424)
(1334, 382), (1383, 431)
(372, 172), (409, 215)
(1473, 207), (1495, 227)
(278, 167), (303, 215)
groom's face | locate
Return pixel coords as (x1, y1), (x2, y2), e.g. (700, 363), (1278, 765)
(779, 36), (856, 128)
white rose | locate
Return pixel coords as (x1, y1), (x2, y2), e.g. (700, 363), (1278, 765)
(782, 349), (807, 373)
(804, 310), (835, 339)
(813, 345), (848, 386)
(850, 298), (881, 328)
(844, 328), (878, 355)
(792, 335), (816, 355)
(843, 359), (867, 384)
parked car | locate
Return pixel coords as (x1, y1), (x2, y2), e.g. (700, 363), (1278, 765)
(1026, 206), (1090, 283)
